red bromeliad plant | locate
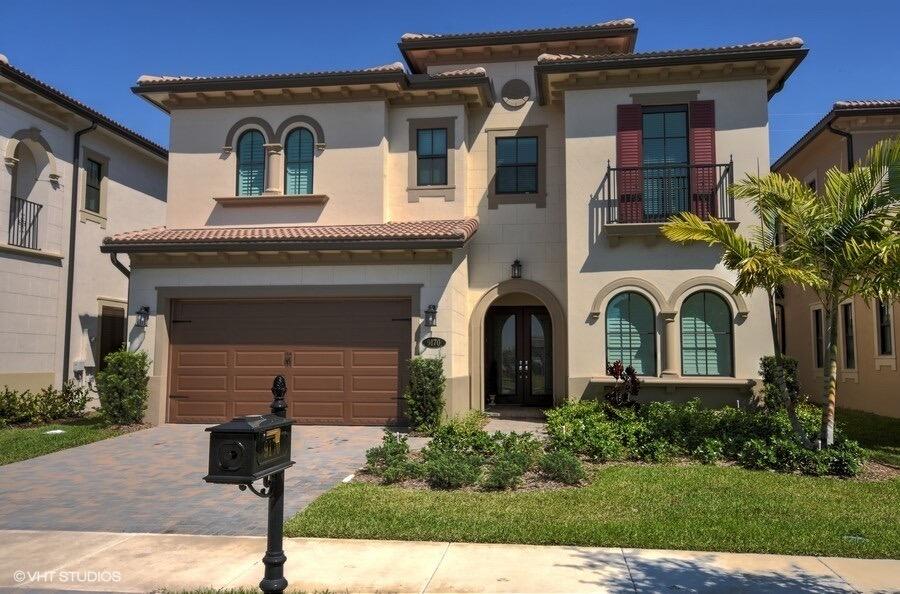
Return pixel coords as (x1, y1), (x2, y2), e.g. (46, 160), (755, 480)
(605, 360), (641, 407)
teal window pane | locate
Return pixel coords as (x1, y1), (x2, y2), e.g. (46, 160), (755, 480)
(496, 138), (517, 165)
(495, 136), (539, 194)
(416, 128), (447, 186)
(606, 292), (656, 375)
(643, 112), (665, 138)
(237, 130), (265, 196)
(681, 291), (733, 376)
(496, 167), (517, 193)
(517, 137), (537, 163)
(665, 111), (687, 137)
(285, 128), (314, 194)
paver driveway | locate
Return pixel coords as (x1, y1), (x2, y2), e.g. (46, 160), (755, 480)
(0, 424), (415, 536)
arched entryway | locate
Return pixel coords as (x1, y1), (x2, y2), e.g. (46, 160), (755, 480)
(469, 280), (567, 410)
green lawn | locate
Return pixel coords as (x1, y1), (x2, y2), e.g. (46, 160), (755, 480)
(0, 417), (135, 465)
(838, 408), (900, 467)
(285, 464), (900, 558)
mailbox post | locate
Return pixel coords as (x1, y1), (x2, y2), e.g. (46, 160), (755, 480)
(204, 375), (294, 594)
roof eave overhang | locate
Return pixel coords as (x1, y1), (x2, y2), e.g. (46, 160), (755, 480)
(100, 238), (471, 255)
(772, 104), (900, 171)
(1, 64), (168, 160)
(399, 27), (638, 73)
(535, 47), (808, 105)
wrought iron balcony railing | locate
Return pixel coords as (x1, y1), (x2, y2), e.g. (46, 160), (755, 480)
(8, 196), (42, 250)
(604, 160), (735, 224)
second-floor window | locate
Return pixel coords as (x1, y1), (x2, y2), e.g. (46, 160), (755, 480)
(416, 128), (448, 186)
(237, 130), (265, 196)
(877, 300), (893, 356)
(495, 136), (538, 194)
(642, 106), (688, 217)
(285, 128), (314, 195)
(85, 159), (103, 213)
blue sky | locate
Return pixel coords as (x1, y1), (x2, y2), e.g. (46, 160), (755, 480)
(4, 0), (898, 160)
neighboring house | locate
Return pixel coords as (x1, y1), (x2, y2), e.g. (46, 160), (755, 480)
(0, 54), (167, 393)
(772, 100), (900, 418)
(104, 19), (807, 425)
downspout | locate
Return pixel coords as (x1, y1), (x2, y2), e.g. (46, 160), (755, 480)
(109, 252), (130, 278)
(827, 122), (854, 171)
(62, 123), (97, 383)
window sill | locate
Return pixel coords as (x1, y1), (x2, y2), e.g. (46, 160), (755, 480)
(0, 242), (64, 262)
(487, 192), (546, 209)
(874, 355), (896, 371)
(590, 375), (756, 393)
(840, 369), (859, 383)
(213, 194), (329, 207)
(80, 209), (107, 228)
(407, 185), (455, 192)
(606, 220), (739, 246)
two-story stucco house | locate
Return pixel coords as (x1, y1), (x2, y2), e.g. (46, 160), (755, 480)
(773, 100), (900, 418)
(103, 19), (807, 425)
(0, 54), (167, 393)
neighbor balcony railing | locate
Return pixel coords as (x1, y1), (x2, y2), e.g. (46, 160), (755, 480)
(8, 196), (42, 250)
(605, 160), (734, 224)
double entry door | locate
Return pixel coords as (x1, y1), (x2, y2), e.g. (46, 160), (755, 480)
(485, 306), (553, 407)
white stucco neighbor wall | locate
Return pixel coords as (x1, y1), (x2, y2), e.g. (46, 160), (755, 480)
(564, 79), (775, 402)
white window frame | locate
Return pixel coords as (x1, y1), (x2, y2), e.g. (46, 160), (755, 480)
(838, 299), (858, 383)
(872, 299), (897, 370)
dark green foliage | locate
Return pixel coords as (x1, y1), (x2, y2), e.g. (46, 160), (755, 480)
(365, 431), (420, 484)
(546, 397), (864, 477)
(423, 450), (481, 489)
(96, 349), (151, 424)
(403, 357), (446, 433)
(538, 450), (586, 485)
(0, 381), (90, 426)
(760, 355), (801, 410)
(425, 422), (494, 462)
(481, 453), (527, 490)
(492, 431), (543, 470)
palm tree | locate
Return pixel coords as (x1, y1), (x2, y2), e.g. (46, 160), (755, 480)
(662, 138), (900, 447)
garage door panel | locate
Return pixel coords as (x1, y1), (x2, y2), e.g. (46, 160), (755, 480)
(169, 298), (410, 424)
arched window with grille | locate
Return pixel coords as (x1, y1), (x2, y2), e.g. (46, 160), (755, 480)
(681, 291), (733, 376)
(284, 128), (314, 195)
(236, 130), (265, 196)
(606, 291), (656, 375)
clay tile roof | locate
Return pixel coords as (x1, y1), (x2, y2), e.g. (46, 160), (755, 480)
(102, 219), (479, 252)
(135, 62), (407, 86)
(536, 37), (805, 64)
(0, 54), (166, 158)
(428, 67), (487, 78)
(833, 99), (900, 109)
(400, 18), (636, 41)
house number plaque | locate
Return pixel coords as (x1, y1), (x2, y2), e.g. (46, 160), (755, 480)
(422, 337), (446, 349)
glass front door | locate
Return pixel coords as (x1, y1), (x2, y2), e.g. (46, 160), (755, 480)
(485, 306), (553, 406)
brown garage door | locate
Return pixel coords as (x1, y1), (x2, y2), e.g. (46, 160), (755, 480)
(168, 298), (410, 425)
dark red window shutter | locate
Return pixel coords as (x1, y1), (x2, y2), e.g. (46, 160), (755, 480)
(689, 100), (717, 218)
(616, 104), (643, 223)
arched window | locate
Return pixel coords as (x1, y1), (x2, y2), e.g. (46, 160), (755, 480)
(681, 291), (733, 376)
(606, 291), (656, 375)
(236, 130), (265, 196)
(284, 128), (314, 195)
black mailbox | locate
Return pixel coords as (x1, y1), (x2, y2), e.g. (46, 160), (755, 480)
(204, 414), (294, 484)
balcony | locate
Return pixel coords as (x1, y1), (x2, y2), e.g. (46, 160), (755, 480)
(8, 196), (42, 250)
(602, 161), (735, 242)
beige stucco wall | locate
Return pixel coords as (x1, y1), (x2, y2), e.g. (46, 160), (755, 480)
(563, 79), (776, 403)
(0, 90), (166, 393)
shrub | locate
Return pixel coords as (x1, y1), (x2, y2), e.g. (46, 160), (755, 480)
(96, 349), (151, 424)
(403, 357), (446, 433)
(692, 438), (724, 464)
(424, 450), (481, 489)
(637, 439), (680, 463)
(0, 381), (90, 425)
(824, 439), (865, 477)
(604, 360), (641, 407)
(425, 423), (494, 462)
(481, 453), (527, 490)
(584, 421), (626, 462)
(492, 431), (542, 470)
(759, 355), (801, 411)
(539, 450), (586, 485)
(365, 432), (422, 484)
(739, 438), (777, 470)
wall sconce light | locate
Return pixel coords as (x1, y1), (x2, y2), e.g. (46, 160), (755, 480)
(135, 306), (150, 328)
(510, 259), (523, 279)
(424, 304), (438, 327)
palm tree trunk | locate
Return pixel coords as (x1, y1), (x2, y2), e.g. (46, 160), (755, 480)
(767, 291), (813, 448)
(820, 302), (839, 447)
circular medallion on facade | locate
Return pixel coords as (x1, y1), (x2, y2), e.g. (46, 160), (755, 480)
(501, 79), (531, 110)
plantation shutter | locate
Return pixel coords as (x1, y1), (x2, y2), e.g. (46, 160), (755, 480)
(237, 130), (265, 196)
(616, 104), (643, 223)
(606, 292), (656, 375)
(285, 128), (314, 195)
(689, 100), (717, 217)
(681, 291), (732, 376)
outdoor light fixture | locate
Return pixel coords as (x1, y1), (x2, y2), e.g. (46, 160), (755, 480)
(424, 304), (438, 327)
(510, 259), (523, 279)
(135, 306), (150, 328)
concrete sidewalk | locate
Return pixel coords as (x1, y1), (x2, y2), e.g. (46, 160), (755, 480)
(1, 530), (897, 593)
